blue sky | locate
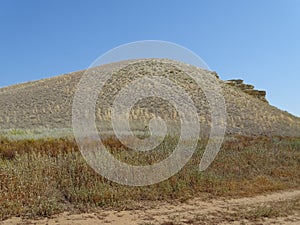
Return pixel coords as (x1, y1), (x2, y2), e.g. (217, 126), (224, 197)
(0, 0), (299, 116)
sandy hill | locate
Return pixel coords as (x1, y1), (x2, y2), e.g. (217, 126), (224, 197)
(0, 58), (299, 137)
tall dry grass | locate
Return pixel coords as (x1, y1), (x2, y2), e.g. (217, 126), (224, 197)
(0, 135), (299, 220)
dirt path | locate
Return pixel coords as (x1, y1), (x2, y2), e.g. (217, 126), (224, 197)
(2, 189), (300, 225)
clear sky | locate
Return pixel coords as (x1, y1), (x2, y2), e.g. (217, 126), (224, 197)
(0, 0), (299, 116)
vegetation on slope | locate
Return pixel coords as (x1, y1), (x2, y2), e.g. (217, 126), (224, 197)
(0, 59), (299, 137)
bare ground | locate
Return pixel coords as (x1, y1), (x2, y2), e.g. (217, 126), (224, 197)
(2, 189), (299, 225)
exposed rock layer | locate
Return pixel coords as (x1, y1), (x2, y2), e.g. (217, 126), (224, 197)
(225, 79), (268, 102)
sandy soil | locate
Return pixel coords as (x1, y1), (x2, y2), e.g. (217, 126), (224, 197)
(2, 189), (300, 225)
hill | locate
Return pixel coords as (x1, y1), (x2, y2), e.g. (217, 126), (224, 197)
(0, 58), (299, 137)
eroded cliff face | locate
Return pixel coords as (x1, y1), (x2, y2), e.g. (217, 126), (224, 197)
(225, 79), (268, 103)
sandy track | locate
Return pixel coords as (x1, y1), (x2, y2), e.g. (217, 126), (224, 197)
(2, 189), (300, 225)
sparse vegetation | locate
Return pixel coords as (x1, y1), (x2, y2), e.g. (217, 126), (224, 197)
(0, 135), (299, 220)
(0, 59), (299, 138)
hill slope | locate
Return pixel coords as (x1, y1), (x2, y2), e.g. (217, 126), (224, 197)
(0, 58), (299, 137)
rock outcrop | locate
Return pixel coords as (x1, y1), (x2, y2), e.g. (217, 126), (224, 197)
(225, 79), (268, 103)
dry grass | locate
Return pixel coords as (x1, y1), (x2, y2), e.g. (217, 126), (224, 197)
(0, 135), (299, 220)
